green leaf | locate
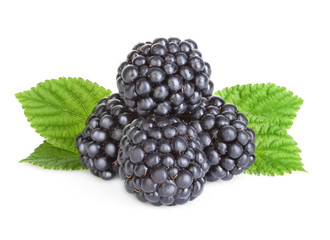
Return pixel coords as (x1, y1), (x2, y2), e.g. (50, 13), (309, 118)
(216, 83), (304, 175)
(15, 77), (111, 153)
(20, 141), (85, 170)
(215, 83), (303, 130)
(246, 123), (304, 176)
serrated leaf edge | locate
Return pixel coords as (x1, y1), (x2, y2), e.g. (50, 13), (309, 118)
(15, 77), (111, 153)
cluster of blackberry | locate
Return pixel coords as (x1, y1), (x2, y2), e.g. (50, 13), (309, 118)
(116, 37), (213, 116)
(118, 116), (208, 206)
(76, 94), (137, 180)
(76, 38), (256, 206)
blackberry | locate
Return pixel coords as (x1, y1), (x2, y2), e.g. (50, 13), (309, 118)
(185, 96), (256, 181)
(76, 93), (138, 180)
(116, 38), (214, 117)
(117, 115), (209, 206)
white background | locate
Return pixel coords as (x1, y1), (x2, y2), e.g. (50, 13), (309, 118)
(0, 0), (329, 239)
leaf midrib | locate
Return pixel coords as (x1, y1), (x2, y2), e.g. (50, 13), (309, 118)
(26, 88), (87, 120)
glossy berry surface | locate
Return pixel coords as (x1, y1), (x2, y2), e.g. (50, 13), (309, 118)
(185, 95), (256, 181)
(117, 37), (214, 116)
(76, 94), (138, 180)
(117, 115), (209, 206)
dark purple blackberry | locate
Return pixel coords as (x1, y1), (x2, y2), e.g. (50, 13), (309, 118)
(116, 38), (214, 117)
(76, 93), (138, 180)
(185, 95), (256, 181)
(117, 115), (209, 206)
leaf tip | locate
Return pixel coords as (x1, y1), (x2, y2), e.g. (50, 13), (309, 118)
(15, 91), (24, 101)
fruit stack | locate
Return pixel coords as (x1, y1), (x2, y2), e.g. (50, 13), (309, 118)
(76, 38), (256, 206)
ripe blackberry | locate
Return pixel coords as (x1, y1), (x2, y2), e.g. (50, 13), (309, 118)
(117, 115), (209, 206)
(186, 96), (256, 181)
(76, 94), (138, 180)
(116, 37), (214, 117)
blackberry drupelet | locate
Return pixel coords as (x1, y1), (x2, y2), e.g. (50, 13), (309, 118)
(186, 95), (256, 181)
(116, 37), (214, 117)
(76, 93), (138, 180)
(117, 115), (209, 206)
